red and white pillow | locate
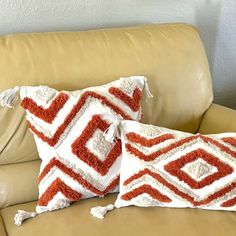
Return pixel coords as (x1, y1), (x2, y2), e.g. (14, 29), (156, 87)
(115, 121), (236, 211)
(0, 76), (150, 225)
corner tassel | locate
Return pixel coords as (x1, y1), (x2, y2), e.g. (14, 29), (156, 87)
(14, 210), (37, 226)
(90, 204), (115, 219)
(144, 77), (153, 101)
(0, 86), (20, 108)
(103, 119), (121, 143)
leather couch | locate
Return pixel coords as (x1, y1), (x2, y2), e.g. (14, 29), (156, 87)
(0, 23), (236, 236)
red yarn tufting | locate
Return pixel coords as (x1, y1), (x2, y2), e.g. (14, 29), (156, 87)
(202, 136), (236, 158)
(21, 93), (69, 123)
(126, 132), (174, 147)
(199, 182), (236, 206)
(164, 148), (233, 189)
(125, 135), (197, 161)
(71, 115), (122, 176)
(27, 91), (133, 146)
(109, 87), (142, 112)
(121, 184), (171, 202)
(123, 168), (236, 206)
(125, 134), (236, 161)
(38, 178), (82, 206)
(221, 196), (236, 207)
(38, 158), (119, 196)
(222, 137), (236, 148)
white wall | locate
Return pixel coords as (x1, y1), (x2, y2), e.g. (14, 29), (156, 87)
(0, 0), (235, 108)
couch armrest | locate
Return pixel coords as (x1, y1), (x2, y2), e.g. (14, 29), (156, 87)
(0, 214), (7, 236)
(198, 103), (236, 134)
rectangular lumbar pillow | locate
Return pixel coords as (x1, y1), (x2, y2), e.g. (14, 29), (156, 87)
(117, 121), (236, 210)
(91, 120), (236, 219)
(0, 76), (152, 225)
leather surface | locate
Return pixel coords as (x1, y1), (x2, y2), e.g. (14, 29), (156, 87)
(0, 214), (7, 236)
(198, 103), (236, 134)
(1, 194), (236, 236)
(0, 23), (213, 133)
(0, 160), (40, 209)
(0, 101), (39, 165)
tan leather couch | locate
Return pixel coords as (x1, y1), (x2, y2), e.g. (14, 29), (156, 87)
(0, 23), (236, 236)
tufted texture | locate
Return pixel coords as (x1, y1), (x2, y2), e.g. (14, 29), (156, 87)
(0, 23), (213, 209)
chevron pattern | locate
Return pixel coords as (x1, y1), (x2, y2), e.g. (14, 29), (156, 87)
(115, 121), (236, 211)
(19, 76), (146, 214)
(71, 115), (122, 176)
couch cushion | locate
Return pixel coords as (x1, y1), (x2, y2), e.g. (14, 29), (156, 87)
(0, 102), (38, 165)
(0, 160), (40, 208)
(0, 214), (7, 236)
(0, 23), (213, 133)
(198, 103), (236, 134)
(1, 194), (236, 236)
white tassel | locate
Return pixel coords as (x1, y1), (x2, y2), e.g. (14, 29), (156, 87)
(90, 204), (115, 219)
(103, 119), (121, 143)
(144, 77), (153, 101)
(14, 210), (37, 226)
(0, 86), (20, 108)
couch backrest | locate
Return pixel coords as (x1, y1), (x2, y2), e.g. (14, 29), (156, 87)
(0, 23), (213, 208)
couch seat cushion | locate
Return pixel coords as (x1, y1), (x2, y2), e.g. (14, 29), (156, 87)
(1, 194), (236, 236)
(0, 214), (7, 236)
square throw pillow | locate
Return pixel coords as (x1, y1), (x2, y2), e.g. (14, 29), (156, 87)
(91, 120), (236, 219)
(0, 76), (152, 225)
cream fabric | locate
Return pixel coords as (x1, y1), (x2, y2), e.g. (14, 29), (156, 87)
(114, 121), (236, 211)
(15, 76), (145, 215)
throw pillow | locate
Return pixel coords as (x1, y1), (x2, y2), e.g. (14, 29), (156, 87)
(0, 76), (152, 225)
(117, 121), (236, 210)
(91, 120), (236, 219)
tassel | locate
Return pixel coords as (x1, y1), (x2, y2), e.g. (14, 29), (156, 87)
(144, 77), (153, 101)
(103, 119), (121, 143)
(14, 210), (37, 226)
(0, 86), (20, 108)
(90, 204), (115, 219)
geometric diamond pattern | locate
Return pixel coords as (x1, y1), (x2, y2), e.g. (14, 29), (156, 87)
(164, 148), (233, 189)
(71, 115), (122, 176)
(88, 130), (114, 160)
(182, 159), (215, 180)
(115, 121), (236, 211)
